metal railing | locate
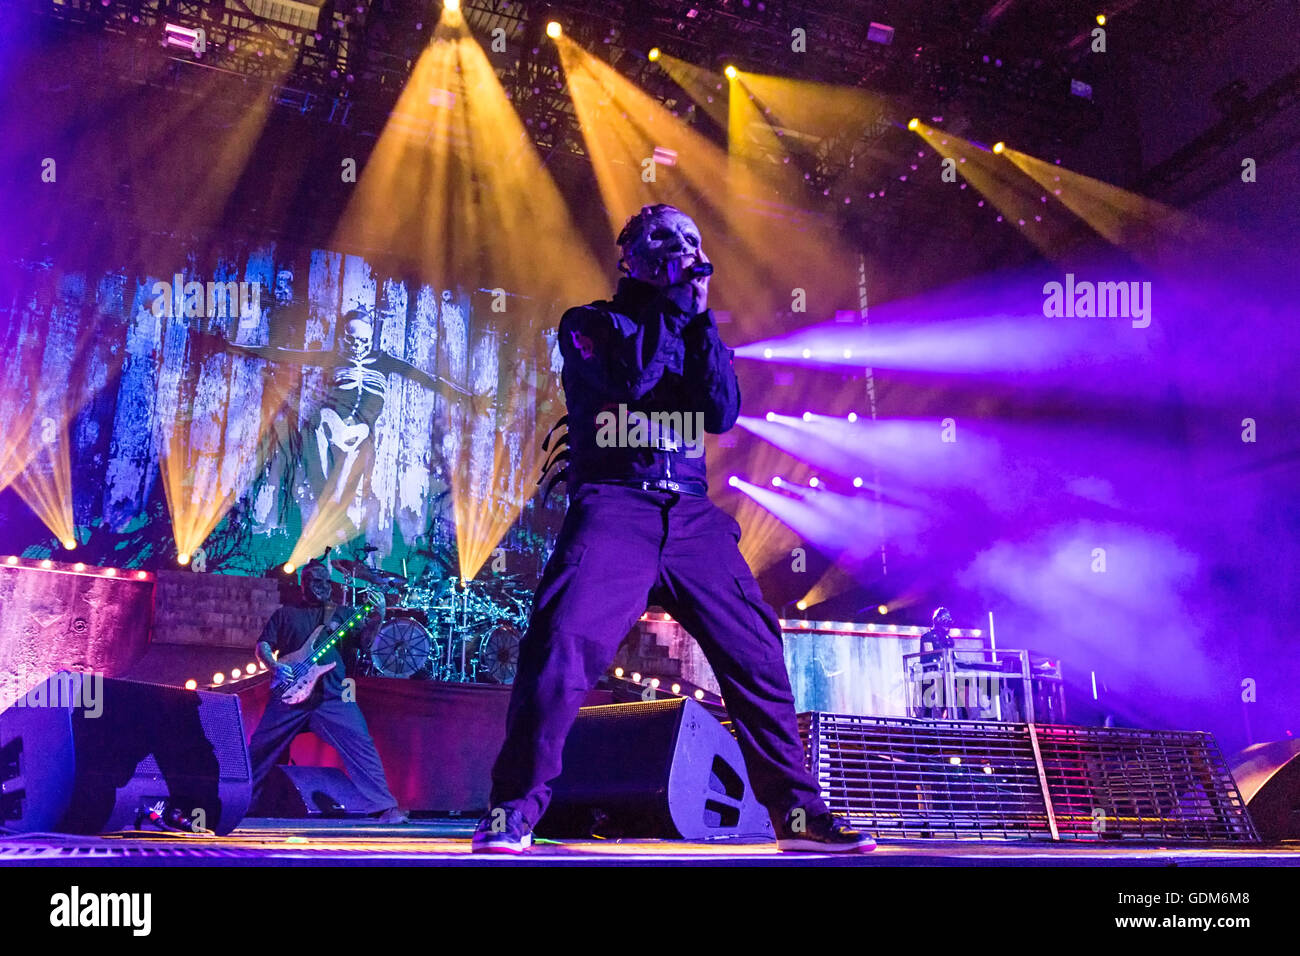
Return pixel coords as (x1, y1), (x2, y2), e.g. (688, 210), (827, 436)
(800, 712), (1258, 843)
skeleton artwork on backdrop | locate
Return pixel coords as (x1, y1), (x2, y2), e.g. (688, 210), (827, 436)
(219, 307), (471, 508)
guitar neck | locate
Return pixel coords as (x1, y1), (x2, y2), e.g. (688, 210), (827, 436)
(309, 604), (373, 664)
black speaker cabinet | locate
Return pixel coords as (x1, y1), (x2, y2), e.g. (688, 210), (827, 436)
(537, 697), (772, 841)
(250, 765), (370, 817)
(1231, 739), (1300, 842)
(0, 672), (251, 835)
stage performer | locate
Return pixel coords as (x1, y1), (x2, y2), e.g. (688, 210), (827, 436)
(473, 204), (874, 854)
(248, 560), (407, 823)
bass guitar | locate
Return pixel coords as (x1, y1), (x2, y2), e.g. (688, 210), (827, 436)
(272, 601), (376, 704)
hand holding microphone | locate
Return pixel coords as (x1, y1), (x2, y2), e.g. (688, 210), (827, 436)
(661, 248), (712, 315)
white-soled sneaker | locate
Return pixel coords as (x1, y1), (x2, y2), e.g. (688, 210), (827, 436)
(776, 813), (877, 853)
(471, 808), (534, 854)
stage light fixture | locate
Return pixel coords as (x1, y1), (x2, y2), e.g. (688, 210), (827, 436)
(694, 690), (704, 700)
(248, 662), (258, 674)
(184, 679), (197, 690)
(762, 348), (773, 358)
(445, 0), (460, 10)
(727, 476), (740, 487)
(231, 669), (242, 679)
(648, 47), (660, 61)
(796, 600), (808, 611)
(809, 477), (820, 488)
(631, 672), (641, 683)
(546, 21), (562, 39)
(853, 477), (864, 488)
(104, 568), (117, 577)
(867, 22), (894, 45)
(136, 571), (148, 580)
(283, 562), (296, 575)
(801, 348), (811, 358)
(765, 411), (777, 422)
(178, 552), (191, 566)
(993, 141), (1006, 154)
(40, 559), (52, 569)
(61, 539), (75, 550)
(650, 678), (660, 688)
(671, 684), (681, 695)
(4, 556), (16, 565)
(771, 476), (783, 487)
(843, 348), (853, 358)
(847, 412), (858, 422)
(877, 605), (888, 615)
(163, 23), (203, 52)
(212, 673), (225, 686)
(614, 667), (624, 678)
(652, 146), (678, 167)
(1096, 14), (1106, 25)
(802, 412), (813, 422)
(724, 65), (738, 80)
(949, 756), (961, 765)
(73, 562), (85, 572)
(907, 118), (919, 131)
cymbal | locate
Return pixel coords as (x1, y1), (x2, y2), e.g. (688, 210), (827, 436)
(333, 559), (382, 583)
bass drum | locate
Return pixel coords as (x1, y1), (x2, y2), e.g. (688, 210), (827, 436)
(370, 617), (436, 678)
(477, 623), (523, 684)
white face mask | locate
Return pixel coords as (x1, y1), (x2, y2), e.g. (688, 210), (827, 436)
(622, 209), (703, 283)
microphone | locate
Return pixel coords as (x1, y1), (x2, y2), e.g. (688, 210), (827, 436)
(688, 261), (714, 278)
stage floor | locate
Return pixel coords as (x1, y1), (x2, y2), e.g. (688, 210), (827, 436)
(1, 819), (1297, 866)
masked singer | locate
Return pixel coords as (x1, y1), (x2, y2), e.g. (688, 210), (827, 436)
(474, 204), (874, 854)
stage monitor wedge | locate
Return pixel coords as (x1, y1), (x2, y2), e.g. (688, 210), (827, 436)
(1230, 738), (1300, 842)
(0, 672), (251, 835)
(250, 765), (370, 818)
(538, 697), (772, 841)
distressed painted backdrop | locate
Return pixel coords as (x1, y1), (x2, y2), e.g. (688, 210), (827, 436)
(0, 242), (562, 577)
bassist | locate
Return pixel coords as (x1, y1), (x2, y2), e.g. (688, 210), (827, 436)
(247, 560), (406, 823)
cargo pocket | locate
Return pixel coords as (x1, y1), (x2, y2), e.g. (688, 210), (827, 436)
(732, 573), (784, 661)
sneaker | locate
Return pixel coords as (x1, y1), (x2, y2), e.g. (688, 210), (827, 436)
(776, 811), (876, 853)
(471, 807), (533, 854)
(371, 807), (409, 824)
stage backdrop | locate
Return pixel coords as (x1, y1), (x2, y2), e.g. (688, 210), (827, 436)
(0, 243), (565, 579)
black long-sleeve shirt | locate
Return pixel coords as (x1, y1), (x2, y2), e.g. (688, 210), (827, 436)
(558, 277), (740, 494)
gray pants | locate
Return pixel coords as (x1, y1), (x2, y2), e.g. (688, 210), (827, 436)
(248, 696), (397, 813)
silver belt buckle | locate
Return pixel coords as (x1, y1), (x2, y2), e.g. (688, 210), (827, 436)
(640, 479), (680, 492)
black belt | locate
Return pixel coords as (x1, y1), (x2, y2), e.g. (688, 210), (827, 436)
(584, 478), (708, 496)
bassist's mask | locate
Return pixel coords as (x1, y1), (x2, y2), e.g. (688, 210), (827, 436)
(301, 564), (332, 606)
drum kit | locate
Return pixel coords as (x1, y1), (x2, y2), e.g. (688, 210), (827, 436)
(329, 549), (531, 684)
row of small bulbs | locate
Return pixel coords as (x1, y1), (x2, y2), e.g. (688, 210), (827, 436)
(187, 661), (268, 690)
(612, 667), (706, 701)
(3, 555), (150, 580)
